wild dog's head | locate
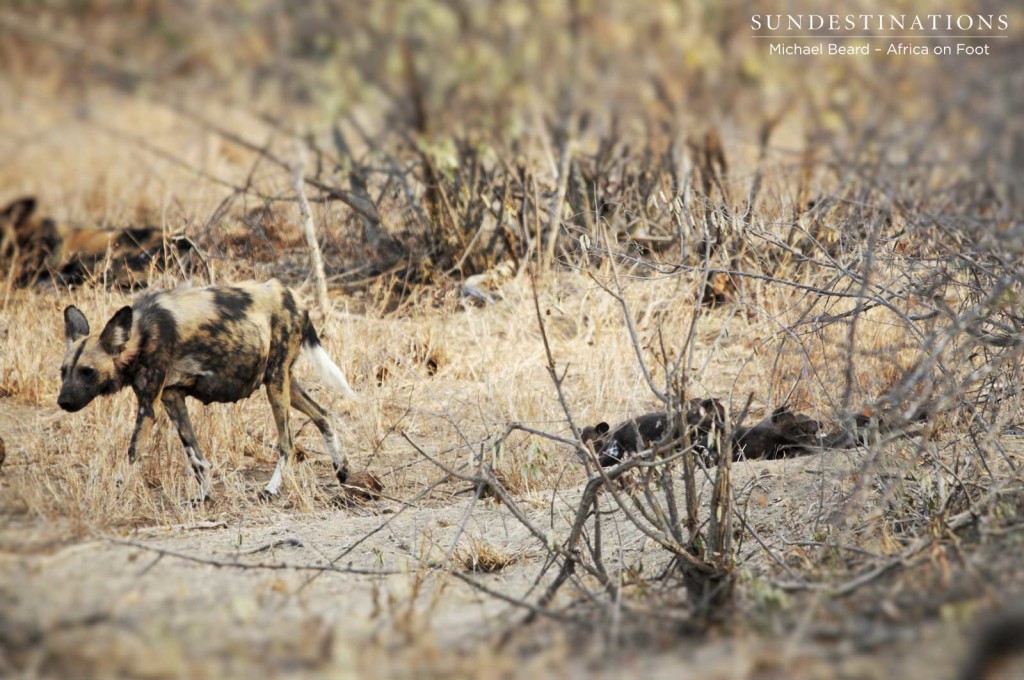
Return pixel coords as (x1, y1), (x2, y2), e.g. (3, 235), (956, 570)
(1, 197), (60, 284)
(685, 398), (726, 432)
(1, 197), (40, 245)
(58, 305), (135, 412)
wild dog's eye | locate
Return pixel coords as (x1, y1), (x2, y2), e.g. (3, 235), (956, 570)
(78, 366), (97, 381)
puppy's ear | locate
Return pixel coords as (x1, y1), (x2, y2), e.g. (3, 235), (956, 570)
(63, 306), (90, 347)
(99, 306), (133, 355)
(595, 422), (610, 435)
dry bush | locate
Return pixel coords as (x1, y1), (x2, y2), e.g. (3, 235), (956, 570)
(454, 536), (519, 574)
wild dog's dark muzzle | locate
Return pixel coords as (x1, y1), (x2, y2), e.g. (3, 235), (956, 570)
(57, 389), (89, 412)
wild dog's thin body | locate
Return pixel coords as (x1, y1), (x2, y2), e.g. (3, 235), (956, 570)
(58, 279), (357, 499)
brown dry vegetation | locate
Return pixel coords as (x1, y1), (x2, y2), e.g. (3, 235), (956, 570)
(1, 2), (1024, 679)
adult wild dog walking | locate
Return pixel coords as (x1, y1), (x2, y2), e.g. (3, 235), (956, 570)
(57, 279), (357, 501)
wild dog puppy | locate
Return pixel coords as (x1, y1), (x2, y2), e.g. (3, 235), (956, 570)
(581, 398), (725, 467)
(582, 398), (934, 468)
(581, 412), (668, 467)
(730, 406), (823, 461)
(57, 279), (357, 500)
(582, 402), (837, 466)
(769, 406), (821, 439)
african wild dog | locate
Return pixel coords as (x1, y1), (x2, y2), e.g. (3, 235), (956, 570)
(58, 279), (357, 500)
(1, 196), (193, 288)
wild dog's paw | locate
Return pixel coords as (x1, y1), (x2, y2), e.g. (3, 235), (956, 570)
(342, 471), (383, 501)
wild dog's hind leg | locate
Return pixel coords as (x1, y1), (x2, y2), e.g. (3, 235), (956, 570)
(161, 389), (212, 502)
(263, 376), (294, 497)
(290, 381), (348, 485)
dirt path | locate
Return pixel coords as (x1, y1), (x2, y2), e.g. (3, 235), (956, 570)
(4, 442), (994, 678)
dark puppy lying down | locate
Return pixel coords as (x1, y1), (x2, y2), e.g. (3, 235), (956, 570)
(581, 400), (857, 467)
(580, 399), (725, 466)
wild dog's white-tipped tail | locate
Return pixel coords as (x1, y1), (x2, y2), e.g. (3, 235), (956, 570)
(301, 317), (359, 401)
(304, 343), (359, 400)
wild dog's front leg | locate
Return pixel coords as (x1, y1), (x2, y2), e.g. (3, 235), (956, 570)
(127, 369), (165, 464)
(161, 389), (212, 502)
(262, 377), (293, 497)
(127, 399), (156, 464)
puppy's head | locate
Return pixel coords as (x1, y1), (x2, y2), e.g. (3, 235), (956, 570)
(771, 406), (822, 440)
(581, 421), (610, 448)
(686, 398), (726, 431)
(581, 421), (630, 466)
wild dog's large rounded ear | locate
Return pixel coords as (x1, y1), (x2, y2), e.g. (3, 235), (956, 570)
(63, 306), (90, 346)
(99, 305), (133, 354)
(595, 422), (610, 435)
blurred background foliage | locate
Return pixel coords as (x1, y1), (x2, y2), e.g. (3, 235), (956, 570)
(2, 0), (1019, 162)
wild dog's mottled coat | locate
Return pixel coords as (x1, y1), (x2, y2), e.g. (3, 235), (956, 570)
(1, 196), (192, 288)
(58, 279), (357, 499)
